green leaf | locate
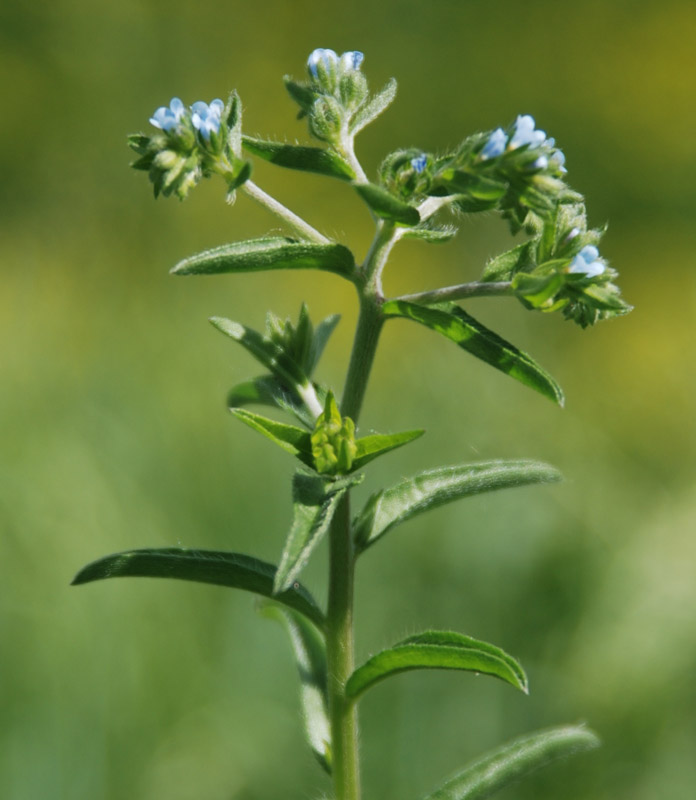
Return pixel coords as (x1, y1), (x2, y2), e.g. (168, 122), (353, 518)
(420, 725), (600, 800)
(353, 182), (421, 225)
(242, 136), (355, 181)
(230, 408), (313, 467)
(350, 78), (398, 134)
(382, 300), (564, 406)
(227, 375), (318, 429)
(354, 460), (561, 552)
(225, 90), (243, 157)
(345, 630), (527, 700)
(401, 225), (458, 244)
(274, 472), (359, 594)
(72, 548), (325, 629)
(263, 605), (331, 773)
(210, 316), (308, 389)
(307, 314), (341, 375)
(352, 429), (425, 472)
(171, 237), (355, 278)
(482, 241), (535, 282)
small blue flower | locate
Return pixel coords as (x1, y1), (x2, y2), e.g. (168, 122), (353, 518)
(481, 127), (507, 159)
(568, 245), (605, 278)
(339, 50), (364, 71)
(191, 98), (224, 141)
(531, 155), (549, 171)
(509, 114), (546, 149)
(549, 148), (567, 174)
(308, 48), (339, 78)
(410, 153), (428, 173)
(150, 97), (185, 132)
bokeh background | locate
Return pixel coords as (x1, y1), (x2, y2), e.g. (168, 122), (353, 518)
(2, 1), (695, 798)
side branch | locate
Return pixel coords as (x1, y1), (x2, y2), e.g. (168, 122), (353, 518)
(242, 180), (330, 245)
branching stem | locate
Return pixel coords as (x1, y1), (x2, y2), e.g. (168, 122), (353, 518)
(242, 180), (330, 244)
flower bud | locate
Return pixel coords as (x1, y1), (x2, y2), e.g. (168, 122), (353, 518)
(308, 96), (343, 144)
(311, 393), (357, 476)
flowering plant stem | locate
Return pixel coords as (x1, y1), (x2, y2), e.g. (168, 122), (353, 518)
(77, 50), (630, 800)
(327, 222), (397, 800)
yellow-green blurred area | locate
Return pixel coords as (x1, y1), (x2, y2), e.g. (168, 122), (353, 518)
(2, 0), (695, 797)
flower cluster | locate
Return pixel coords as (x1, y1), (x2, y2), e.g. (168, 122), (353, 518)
(129, 93), (250, 201)
(480, 114), (566, 174)
(284, 47), (370, 147)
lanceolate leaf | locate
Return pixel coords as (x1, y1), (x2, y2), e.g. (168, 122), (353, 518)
(481, 241), (535, 283)
(345, 630), (527, 700)
(210, 316), (308, 389)
(171, 237), (355, 278)
(72, 548), (325, 628)
(242, 136), (355, 181)
(420, 725), (600, 800)
(354, 460), (561, 552)
(382, 300), (564, 405)
(274, 473), (359, 594)
(230, 408), (314, 467)
(307, 314), (341, 375)
(227, 376), (319, 429)
(352, 429), (425, 471)
(263, 605), (332, 774)
(353, 182), (421, 225)
(350, 78), (398, 135)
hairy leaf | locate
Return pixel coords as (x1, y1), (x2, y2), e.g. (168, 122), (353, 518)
(481, 241), (535, 282)
(274, 473), (360, 594)
(382, 300), (564, 405)
(420, 725), (600, 800)
(263, 605), (331, 773)
(210, 316), (308, 390)
(230, 408), (313, 467)
(171, 237), (355, 278)
(242, 136), (355, 181)
(354, 460), (561, 552)
(345, 630), (527, 699)
(227, 376), (319, 429)
(72, 548), (324, 628)
(350, 78), (398, 135)
(352, 429), (425, 472)
(353, 182), (421, 225)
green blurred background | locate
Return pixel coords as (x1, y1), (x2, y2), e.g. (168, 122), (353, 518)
(2, 0), (695, 797)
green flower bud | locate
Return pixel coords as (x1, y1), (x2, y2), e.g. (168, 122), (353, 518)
(311, 392), (357, 476)
(308, 96), (343, 144)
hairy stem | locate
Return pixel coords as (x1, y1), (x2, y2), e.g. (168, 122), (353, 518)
(242, 180), (330, 244)
(326, 228), (395, 800)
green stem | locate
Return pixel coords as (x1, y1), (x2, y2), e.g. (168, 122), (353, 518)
(242, 180), (330, 244)
(326, 225), (396, 800)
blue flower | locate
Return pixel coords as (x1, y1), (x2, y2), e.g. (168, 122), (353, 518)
(150, 98), (185, 132)
(191, 99), (224, 141)
(568, 245), (605, 278)
(308, 48), (339, 78)
(339, 50), (364, 71)
(480, 127), (507, 159)
(509, 114), (546, 149)
(410, 153), (428, 173)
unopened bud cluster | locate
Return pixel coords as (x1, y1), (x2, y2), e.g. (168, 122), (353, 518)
(311, 393), (356, 476)
(285, 49), (368, 147)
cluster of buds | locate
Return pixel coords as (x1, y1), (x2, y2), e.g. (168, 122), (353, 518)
(310, 393), (357, 476)
(506, 203), (630, 327)
(378, 148), (433, 199)
(129, 93), (250, 200)
(285, 48), (369, 146)
(480, 114), (567, 175)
